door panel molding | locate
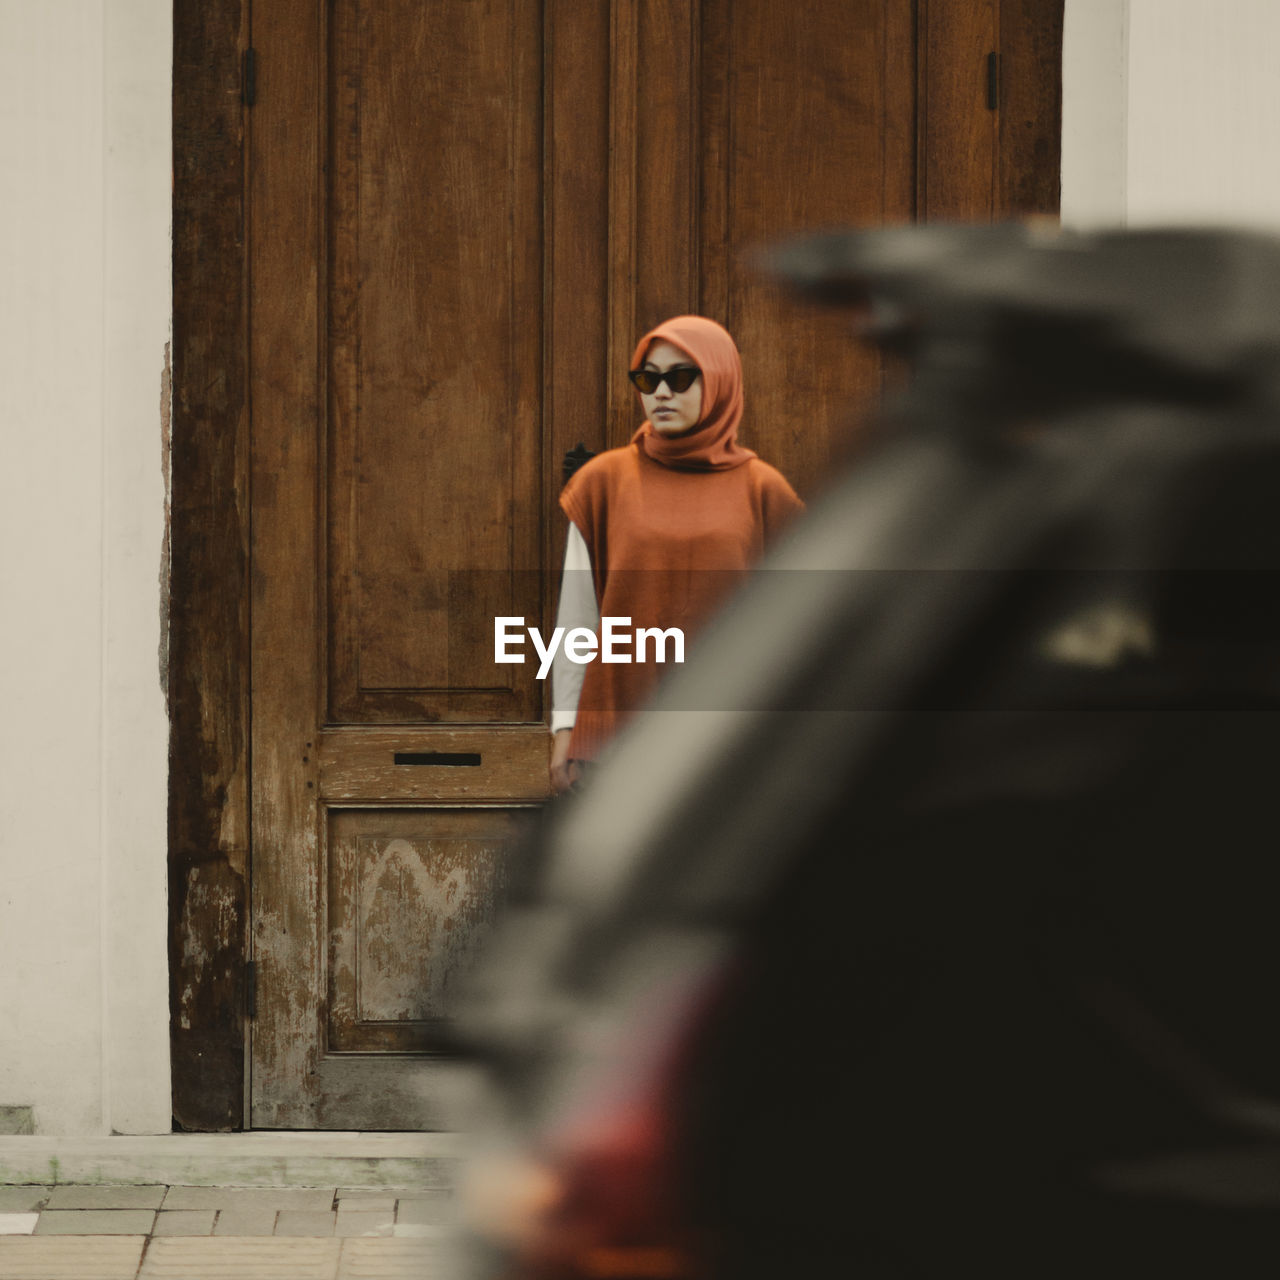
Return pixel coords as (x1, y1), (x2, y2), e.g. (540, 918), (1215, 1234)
(327, 808), (522, 1054)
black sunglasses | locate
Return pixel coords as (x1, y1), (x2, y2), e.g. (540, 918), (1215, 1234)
(628, 365), (700, 394)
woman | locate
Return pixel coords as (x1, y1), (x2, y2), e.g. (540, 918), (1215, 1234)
(550, 315), (803, 792)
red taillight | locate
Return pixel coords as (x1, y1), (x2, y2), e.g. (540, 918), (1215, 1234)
(466, 958), (736, 1279)
(526, 1098), (701, 1279)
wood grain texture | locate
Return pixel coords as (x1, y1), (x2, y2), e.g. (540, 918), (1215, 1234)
(544, 1), (611, 600)
(702, 0), (916, 498)
(633, 0), (702, 341)
(696, 0), (733, 328)
(170, 0), (250, 1132)
(919, 0), (998, 220)
(310, 1054), (482, 1131)
(251, 0), (553, 1129)
(920, 0), (1063, 221)
(883, 0), (920, 224)
(325, 0), (544, 724)
(328, 809), (527, 1052)
(248, 0), (325, 1129)
(997, 0), (1064, 217)
(317, 727), (551, 803)
(607, 0), (642, 446)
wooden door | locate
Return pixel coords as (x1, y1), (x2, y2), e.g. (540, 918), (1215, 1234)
(245, 0), (1061, 1129)
(249, 0), (555, 1130)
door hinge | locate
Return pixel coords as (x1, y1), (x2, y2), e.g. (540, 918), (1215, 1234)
(986, 51), (1000, 111)
(242, 47), (258, 108)
(245, 960), (258, 1019)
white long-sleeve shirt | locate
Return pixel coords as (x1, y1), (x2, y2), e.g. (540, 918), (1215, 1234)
(549, 522), (598, 733)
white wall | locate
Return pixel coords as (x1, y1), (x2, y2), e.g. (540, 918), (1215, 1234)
(0, 0), (171, 1135)
(1063, 0), (1280, 231)
(1127, 0), (1280, 228)
(1061, 0), (1129, 228)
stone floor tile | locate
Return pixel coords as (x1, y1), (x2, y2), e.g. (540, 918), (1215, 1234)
(338, 1234), (460, 1278)
(335, 1210), (394, 1237)
(213, 1206), (278, 1236)
(152, 1209), (217, 1235)
(36, 1209), (157, 1235)
(163, 1185), (336, 1211)
(140, 1235), (342, 1278)
(334, 1191), (401, 1212)
(276, 1209), (336, 1236)
(0, 1187), (51, 1213)
(0, 1214), (39, 1235)
(0, 1235), (146, 1279)
(45, 1184), (166, 1210)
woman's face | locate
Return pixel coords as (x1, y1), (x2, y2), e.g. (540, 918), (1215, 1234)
(638, 340), (703, 435)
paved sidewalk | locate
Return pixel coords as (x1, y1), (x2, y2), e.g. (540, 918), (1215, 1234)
(0, 1184), (463, 1278)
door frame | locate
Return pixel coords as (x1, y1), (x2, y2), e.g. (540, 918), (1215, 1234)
(169, 0), (1062, 1131)
(170, 0), (252, 1131)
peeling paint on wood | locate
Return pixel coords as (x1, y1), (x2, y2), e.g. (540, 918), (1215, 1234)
(326, 811), (519, 1054)
(356, 838), (503, 1020)
(170, 0), (251, 1131)
(159, 339), (172, 702)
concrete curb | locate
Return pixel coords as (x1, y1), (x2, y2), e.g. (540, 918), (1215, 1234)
(0, 1134), (465, 1188)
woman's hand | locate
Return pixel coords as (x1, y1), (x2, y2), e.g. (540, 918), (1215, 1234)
(549, 728), (581, 795)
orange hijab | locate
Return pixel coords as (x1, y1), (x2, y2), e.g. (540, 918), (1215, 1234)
(630, 316), (758, 471)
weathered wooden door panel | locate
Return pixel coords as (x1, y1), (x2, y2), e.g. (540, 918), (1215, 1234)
(248, 0), (325, 1130)
(246, 0), (1062, 1129)
(327, 809), (519, 1053)
(695, 0), (918, 498)
(306, 806), (520, 1129)
(919, 0), (1063, 220)
(326, 0), (545, 726)
(250, 0), (557, 1130)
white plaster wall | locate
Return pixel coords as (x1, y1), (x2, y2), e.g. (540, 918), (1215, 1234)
(0, 0), (171, 1135)
(1063, 0), (1280, 231)
(101, 0), (173, 1137)
(1060, 0), (1129, 229)
(1126, 0), (1280, 229)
